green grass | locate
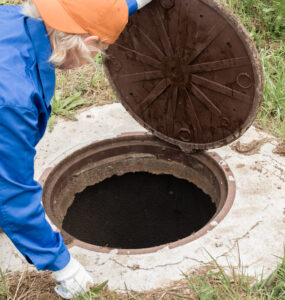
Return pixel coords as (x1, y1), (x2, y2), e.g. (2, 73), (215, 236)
(48, 90), (92, 132)
(258, 44), (285, 139)
(254, 254), (285, 299)
(0, 269), (11, 299)
(185, 252), (285, 300)
(220, 0), (285, 140)
(220, 0), (285, 45)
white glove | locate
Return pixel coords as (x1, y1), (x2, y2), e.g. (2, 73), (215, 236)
(53, 257), (94, 299)
(137, 0), (152, 10)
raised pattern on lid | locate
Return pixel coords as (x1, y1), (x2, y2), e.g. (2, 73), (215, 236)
(104, 0), (263, 152)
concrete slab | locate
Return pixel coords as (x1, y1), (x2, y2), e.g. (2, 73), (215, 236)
(0, 103), (284, 292)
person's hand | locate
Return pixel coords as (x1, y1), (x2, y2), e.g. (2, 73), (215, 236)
(53, 257), (94, 299)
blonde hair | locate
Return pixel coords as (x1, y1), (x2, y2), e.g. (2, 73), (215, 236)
(22, 0), (103, 67)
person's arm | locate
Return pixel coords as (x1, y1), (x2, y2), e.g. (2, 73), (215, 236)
(126, 0), (152, 15)
(0, 105), (95, 299)
(0, 105), (70, 271)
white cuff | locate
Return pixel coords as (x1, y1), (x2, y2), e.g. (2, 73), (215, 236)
(137, 0), (152, 10)
(53, 257), (94, 299)
(53, 257), (80, 282)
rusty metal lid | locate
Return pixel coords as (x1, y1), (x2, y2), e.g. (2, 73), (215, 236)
(103, 0), (263, 152)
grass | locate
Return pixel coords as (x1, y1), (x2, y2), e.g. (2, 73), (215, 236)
(186, 252), (285, 300)
(1, 253), (284, 299)
(220, 0), (285, 45)
(54, 53), (117, 110)
(0, 270), (11, 299)
(258, 44), (285, 139)
(47, 90), (92, 132)
(0, 0), (22, 4)
(219, 0), (285, 140)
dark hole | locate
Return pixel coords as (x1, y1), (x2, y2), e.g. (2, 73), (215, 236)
(200, 14), (204, 18)
(62, 173), (216, 249)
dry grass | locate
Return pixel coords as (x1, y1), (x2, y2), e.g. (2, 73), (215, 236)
(1, 270), (61, 300)
(0, 270), (198, 300)
(2, 256), (284, 300)
(55, 60), (117, 108)
(0, 266), (208, 300)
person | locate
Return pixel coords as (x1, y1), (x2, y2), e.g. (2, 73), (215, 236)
(0, 0), (151, 298)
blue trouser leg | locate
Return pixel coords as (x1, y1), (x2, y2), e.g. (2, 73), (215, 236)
(0, 184), (70, 271)
(0, 107), (70, 272)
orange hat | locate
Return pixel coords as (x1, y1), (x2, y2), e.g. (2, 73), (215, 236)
(32, 0), (129, 44)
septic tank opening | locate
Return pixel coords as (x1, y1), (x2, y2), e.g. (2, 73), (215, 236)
(62, 172), (216, 249)
(41, 134), (236, 254)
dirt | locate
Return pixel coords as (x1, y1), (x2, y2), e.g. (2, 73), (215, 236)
(230, 138), (273, 155)
(236, 163), (245, 168)
(273, 141), (285, 156)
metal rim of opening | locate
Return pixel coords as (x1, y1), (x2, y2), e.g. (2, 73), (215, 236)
(40, 133), (236, 255)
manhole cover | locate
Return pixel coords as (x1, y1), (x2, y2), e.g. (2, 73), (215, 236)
(104, 0), (263, 151)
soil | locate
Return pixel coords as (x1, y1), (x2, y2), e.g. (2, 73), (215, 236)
(62, 172), (216, 249)
(230, 138), (273, 155)
(273, 141), (285, 156)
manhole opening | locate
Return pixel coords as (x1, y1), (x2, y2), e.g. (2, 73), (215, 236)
(62, 172), (216, 249)
(41, 135), (236, 254)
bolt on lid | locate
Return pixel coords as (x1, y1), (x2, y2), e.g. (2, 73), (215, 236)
(103, 0), (263, 152)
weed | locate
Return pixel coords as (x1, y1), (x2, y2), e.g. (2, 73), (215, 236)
(221, 0), (285, 140)
(0, 269), (11, 299)
(254, 253), (285, 299)
(253, 42), (285, 141)
(221, 0), (285, 44)
(185, 251), (285, 300)
(75, 281), (108, 300)
(48, 91), (92, 132)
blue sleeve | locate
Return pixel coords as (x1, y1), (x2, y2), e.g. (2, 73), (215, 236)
(126, 0), (138, 15)
(0, 105), (70, 271)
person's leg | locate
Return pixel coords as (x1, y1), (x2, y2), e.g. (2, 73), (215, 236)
(0, 186), (70, 271)
(0, 196), (94, 299)
(0, 106), (70, 272)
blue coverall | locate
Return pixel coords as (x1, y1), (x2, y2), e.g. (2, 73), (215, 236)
(0, 5), (70, 271)
(0, 1), (139, 272)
